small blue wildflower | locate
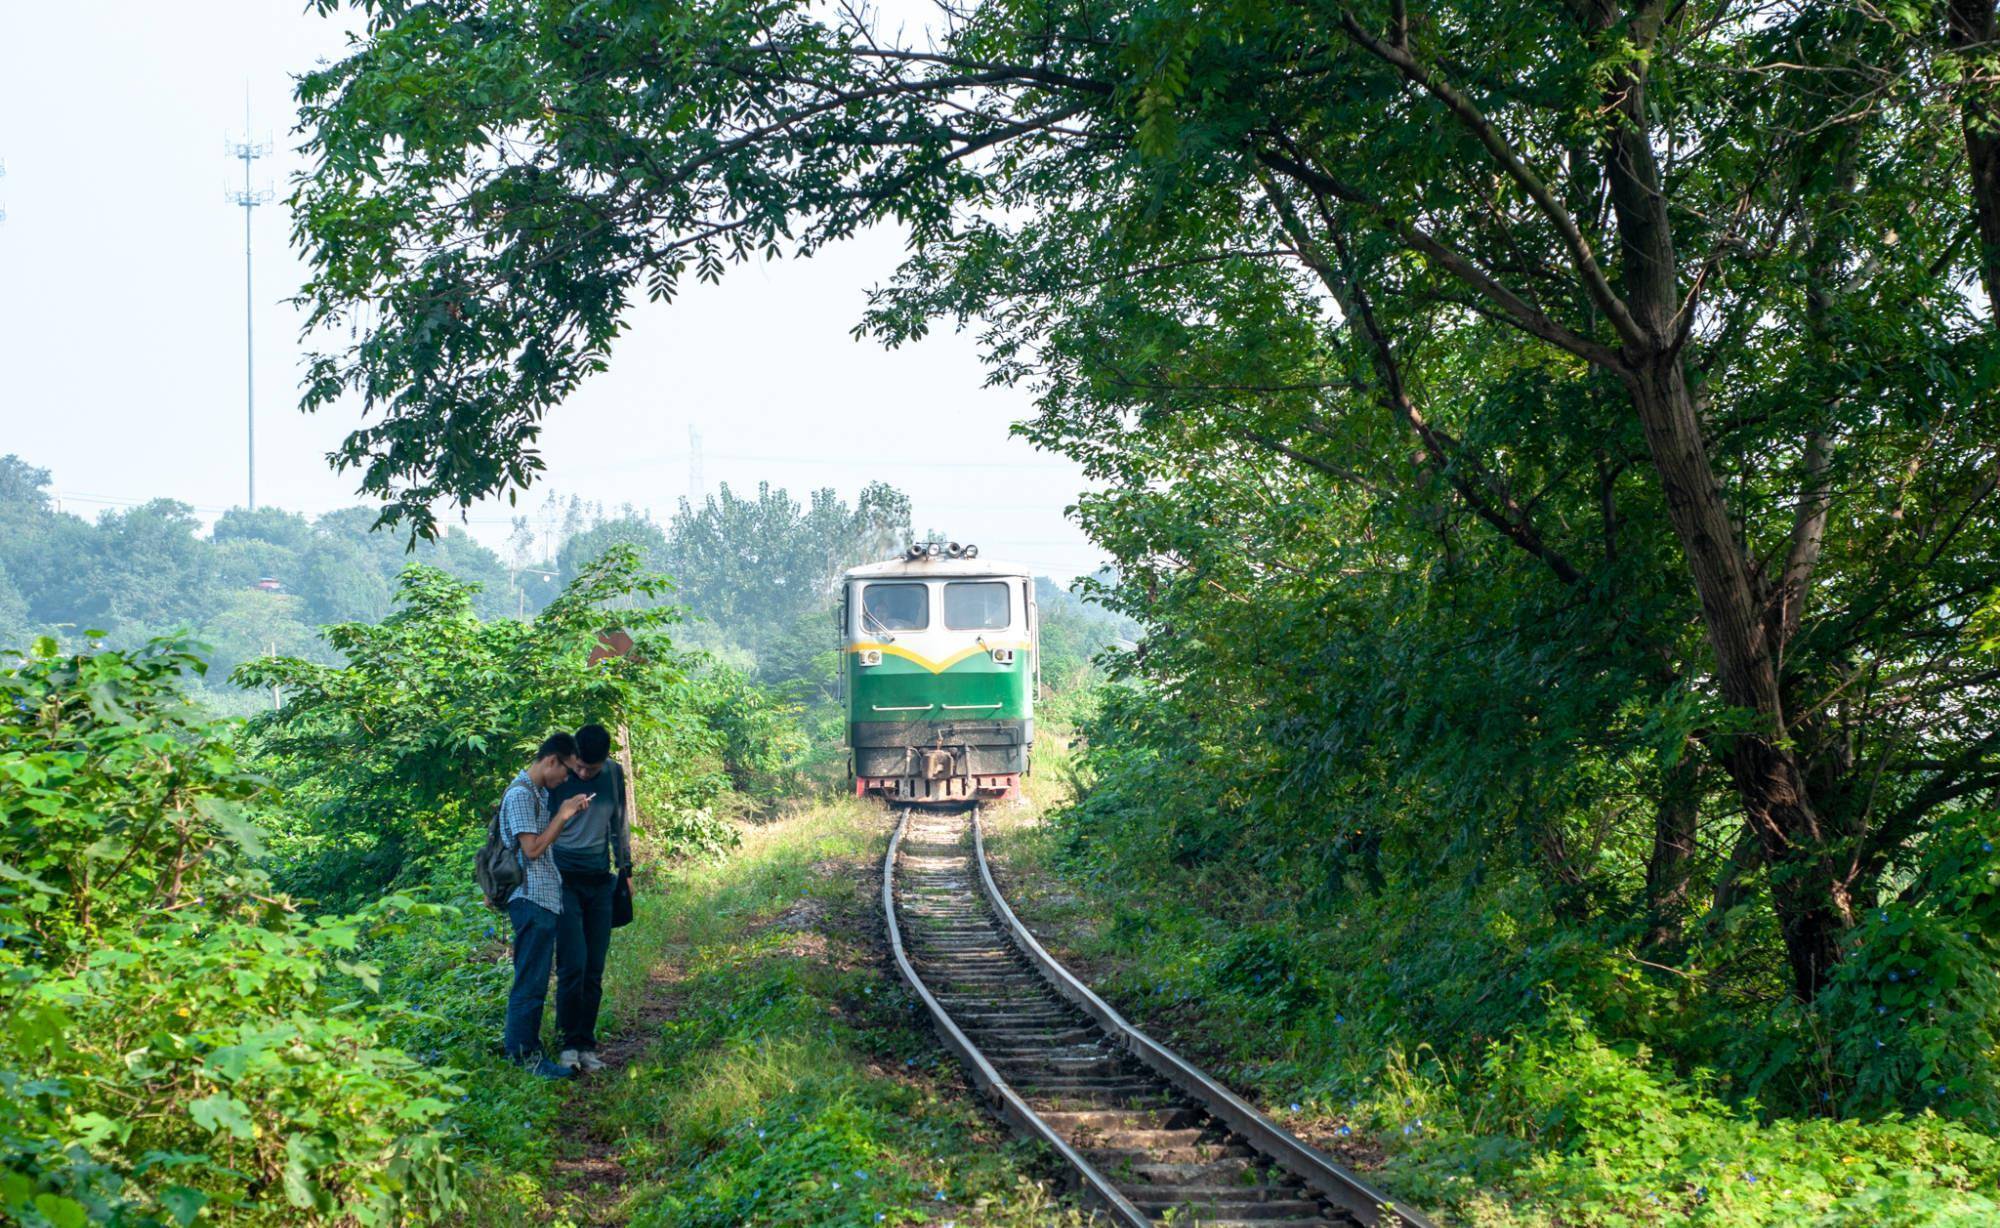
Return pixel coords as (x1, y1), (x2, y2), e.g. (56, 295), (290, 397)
(1290, 1103), (1301, 1113)
(1984, 841), (1993, 853)
(1338, 1125), (1352, 1136)
(1745, 1174), (1757, 1184)
(1889, 971), (1900, 982)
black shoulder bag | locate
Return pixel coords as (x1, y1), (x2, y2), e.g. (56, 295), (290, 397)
(610, 762), (634, 929)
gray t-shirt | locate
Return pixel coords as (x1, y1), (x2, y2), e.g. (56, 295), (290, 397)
(547, 761), (625, 875)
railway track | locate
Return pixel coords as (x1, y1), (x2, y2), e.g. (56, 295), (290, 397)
(885, 805), (1435, 1228)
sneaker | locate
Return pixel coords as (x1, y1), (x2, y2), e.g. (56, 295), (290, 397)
(574, 1049), (608, 1073)
(557, 1048), (582, 1072)
(520, 1055), (576, 1080)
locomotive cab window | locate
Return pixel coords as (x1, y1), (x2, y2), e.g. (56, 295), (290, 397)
(944, 581), (1012, 630)
(862, 582), (929, 632)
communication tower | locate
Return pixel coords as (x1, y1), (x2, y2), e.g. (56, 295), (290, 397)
(226, 105), (274, 511)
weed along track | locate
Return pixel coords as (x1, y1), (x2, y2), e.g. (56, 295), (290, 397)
(886, 806), (1435, 1228)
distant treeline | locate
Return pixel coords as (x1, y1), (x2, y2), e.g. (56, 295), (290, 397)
(0, 456), (1131, 713)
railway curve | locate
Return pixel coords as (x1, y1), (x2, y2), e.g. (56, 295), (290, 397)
(884, 805), (1436, 1227)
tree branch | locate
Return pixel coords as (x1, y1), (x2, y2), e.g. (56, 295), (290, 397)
(1332, 9), (1647, 348)
(1254, 147), (1625, 369)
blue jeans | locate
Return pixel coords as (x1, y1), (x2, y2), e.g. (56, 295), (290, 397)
(504, 898), (560, 1059)
(556, 872), (617, 1050)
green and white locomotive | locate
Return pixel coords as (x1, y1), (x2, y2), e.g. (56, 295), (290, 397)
(840, 543), (1036, 803)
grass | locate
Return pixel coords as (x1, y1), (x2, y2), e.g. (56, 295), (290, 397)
(359, 798), (1091, 1225)
(536, 797), (1091, 1226)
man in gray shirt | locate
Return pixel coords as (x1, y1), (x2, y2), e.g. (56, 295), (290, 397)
(547, 722), (634, 1072)
(500, 732), (592, 1080)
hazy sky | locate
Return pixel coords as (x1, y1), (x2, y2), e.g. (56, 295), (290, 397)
(0, 3), (1105, 581)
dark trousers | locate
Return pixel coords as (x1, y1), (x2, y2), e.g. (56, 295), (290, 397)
(556, 871), (616, 1051)
(503, 898), (560, 1059)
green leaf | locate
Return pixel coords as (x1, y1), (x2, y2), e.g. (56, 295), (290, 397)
(159, 1185), (208, 1227)
(0, 861), (59, 895)
(31, 1194), (88, 1228)
(189, 1091), (255, 1141)
(196, 797), (267, 859)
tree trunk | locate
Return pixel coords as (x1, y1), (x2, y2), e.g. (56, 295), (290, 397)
(1643, 752), (1699, 951)
(1623, 358), (1848, 997)
(1598, 43), (1851, 998)
(1948, 0), (2000, 321)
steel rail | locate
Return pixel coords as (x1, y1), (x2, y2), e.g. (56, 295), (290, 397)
(882, 808), (1152, 1227)
(972, 812), (1439, 1228)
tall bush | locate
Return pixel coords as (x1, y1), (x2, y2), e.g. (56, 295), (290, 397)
(0, 637), (458, 1226)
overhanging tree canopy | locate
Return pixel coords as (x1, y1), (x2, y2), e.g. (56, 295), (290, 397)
(295, 0), (2000, 998)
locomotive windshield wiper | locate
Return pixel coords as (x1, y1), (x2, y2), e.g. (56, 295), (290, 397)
(862, 607), (897, 643)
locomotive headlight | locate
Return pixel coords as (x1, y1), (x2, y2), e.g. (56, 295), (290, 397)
(858, 649), (883, 666)
(990, 647), (1015, 665)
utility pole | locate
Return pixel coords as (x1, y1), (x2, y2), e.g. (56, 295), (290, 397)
(225, 101), (273, 511)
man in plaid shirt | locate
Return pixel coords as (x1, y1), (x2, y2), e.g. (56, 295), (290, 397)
(500, 733), (594, 1078)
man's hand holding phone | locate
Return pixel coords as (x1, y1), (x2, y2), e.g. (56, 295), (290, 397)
(556, 793), (594, 823)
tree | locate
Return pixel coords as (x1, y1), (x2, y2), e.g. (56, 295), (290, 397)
(556, 512), (669, 589)
(0, 456), (102, 631)
(235, 549), (723, 905)
(294, 0), (2000, 1000)
(0, 561), (29, 651)
(86, 501), (221, 635)
(660, 480), (911, 680)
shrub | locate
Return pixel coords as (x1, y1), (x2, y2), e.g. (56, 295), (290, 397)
(0, 637), (457, 1226)
(235, 549), (783, 908)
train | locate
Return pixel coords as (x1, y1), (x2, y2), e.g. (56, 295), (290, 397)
(840, 543), (1036, 803)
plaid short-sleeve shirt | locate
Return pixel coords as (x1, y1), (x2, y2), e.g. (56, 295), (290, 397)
(500, 770), (563, 914)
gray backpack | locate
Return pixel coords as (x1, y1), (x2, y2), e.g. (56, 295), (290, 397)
(474, 785), (528, 909)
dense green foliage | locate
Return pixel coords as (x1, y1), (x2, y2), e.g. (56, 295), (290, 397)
(234, 548), (762, 909)
(0, 539), (851, 1225)
(998, 806), (2000, 1224)
(0, 638), (459, 1226)
(0, 455), (523, 713)
(287, 0), (2000, 1215)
